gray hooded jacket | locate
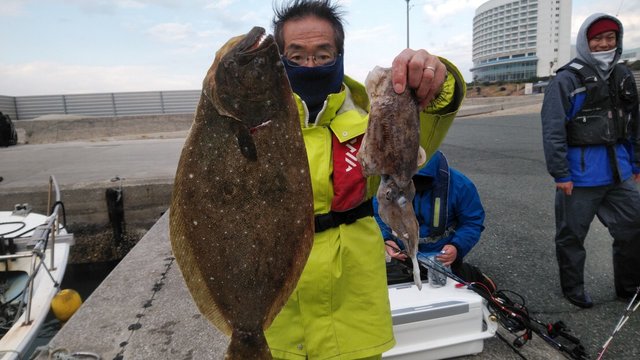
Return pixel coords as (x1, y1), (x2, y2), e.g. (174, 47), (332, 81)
(540, 14), (640, 186)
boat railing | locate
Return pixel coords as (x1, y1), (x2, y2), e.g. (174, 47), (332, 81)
(8, 175), (73, 326)
(47, 175), (62, 271)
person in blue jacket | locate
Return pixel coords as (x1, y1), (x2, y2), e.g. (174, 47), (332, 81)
(541, 14), (640, 308)
(374, 150), (486, 282)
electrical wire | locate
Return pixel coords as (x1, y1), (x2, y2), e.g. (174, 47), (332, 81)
(386, 246), (588, 360)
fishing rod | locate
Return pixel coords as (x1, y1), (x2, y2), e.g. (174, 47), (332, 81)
(415, 256), (588, 360)
(595, 286), (640, 360)
(384, 245), (587, 360)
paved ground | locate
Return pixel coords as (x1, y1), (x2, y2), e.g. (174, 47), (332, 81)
(4, 100), (637, 359)
(440, 110), (640, 360)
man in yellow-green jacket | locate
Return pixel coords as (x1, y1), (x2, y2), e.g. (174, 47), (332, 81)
(265, 1), (466, 359)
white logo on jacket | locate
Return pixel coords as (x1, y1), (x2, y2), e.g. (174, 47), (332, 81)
(345, 138), (359, 172)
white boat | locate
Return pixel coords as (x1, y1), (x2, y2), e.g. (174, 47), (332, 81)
(0, 176), (74, 360)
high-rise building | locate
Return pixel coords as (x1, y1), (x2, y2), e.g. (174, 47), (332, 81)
(471, 0), (571, 82)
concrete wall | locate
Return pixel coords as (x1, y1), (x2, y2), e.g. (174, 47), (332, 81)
(16, 113), (194, 144)
(2, 180), (172, 233)
(461, 93), (543, 106)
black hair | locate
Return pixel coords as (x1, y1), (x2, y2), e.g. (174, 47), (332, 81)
(272, 0), (346, 54)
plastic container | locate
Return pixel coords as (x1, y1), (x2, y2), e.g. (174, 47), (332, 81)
(383, 280), (497, 359)
(420, 253), (450, 288)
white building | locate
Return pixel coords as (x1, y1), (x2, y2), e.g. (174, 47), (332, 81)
(471, 0), (572, 82)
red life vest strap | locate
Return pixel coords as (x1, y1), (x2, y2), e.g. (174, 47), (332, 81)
(331, 133), (367, 211)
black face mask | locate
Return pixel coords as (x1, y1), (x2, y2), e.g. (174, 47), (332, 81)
(282, 54), (344, 121)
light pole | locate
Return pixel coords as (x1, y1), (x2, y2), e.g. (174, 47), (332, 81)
(405, 0), (410, 48)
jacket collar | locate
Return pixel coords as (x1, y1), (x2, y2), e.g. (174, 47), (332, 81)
(294, 74), (369, 128)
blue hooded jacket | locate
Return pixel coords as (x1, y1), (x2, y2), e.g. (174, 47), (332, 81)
(373, 151), (485, 259)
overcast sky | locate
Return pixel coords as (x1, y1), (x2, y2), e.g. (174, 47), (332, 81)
(1, 0), (637, 96)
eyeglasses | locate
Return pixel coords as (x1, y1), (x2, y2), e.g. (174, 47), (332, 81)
(283, 50), (340, 67)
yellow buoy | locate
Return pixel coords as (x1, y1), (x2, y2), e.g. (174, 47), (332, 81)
(51, 289), (82, 323)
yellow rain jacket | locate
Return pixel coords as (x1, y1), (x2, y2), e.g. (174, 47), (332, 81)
(266, 58), (466, 360)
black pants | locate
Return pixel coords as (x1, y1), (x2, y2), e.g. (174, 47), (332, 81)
(555, 178), (640, 297)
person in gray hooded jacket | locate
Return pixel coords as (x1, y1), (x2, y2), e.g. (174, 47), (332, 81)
(541, 13), (640, 309)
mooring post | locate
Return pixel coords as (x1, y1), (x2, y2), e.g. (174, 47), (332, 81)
(106, 176), (126, 247)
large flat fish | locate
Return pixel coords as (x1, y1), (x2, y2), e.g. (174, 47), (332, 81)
(170, 26), (314, 359)
(357, 66), (425, 289)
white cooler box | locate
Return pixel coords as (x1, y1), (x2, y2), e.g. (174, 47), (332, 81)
(383, 279), (497, 360)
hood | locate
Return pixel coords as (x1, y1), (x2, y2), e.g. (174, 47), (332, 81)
(576, 13), (623, 79)
(415, 150), (443, 178)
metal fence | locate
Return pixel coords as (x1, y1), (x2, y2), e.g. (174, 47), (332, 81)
(0, 96), (17, 120)
(0, 90), (201, 120)
(3, 72), (638, 121)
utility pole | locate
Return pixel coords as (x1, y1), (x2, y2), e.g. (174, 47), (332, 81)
(405, 0), (410, 48)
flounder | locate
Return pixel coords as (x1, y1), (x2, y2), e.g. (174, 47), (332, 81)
(357, 66), (425, 289)
(170, 27), (314, 359)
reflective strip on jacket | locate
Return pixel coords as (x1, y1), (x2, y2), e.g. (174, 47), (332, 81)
(265, 58), (466, 360)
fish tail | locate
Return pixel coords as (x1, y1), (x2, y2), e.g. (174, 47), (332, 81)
(225, 329), (273, 360)
(412, 256), (422, 290)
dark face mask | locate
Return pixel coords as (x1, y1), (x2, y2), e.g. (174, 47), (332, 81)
(282, 54), (344, 121)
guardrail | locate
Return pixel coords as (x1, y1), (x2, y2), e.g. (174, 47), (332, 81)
(0, 90), (200, 120)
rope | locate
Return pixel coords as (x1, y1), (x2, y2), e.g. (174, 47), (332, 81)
(29, 346), (101, 360)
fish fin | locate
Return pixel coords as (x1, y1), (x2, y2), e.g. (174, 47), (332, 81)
(226, 329), (272, 360)
(412, 257), (422, 290)
(170, 223), (233, 336)
(231, 122), (258, 161)
(202, 304), (234, 336)
(262, 228), (314, 330)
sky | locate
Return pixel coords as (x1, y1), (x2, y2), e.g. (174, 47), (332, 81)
(0, 0), (638, 96)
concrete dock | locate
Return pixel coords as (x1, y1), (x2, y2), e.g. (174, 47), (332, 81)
(31, 212), (230, 359)
(31, 212), (564, 360)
